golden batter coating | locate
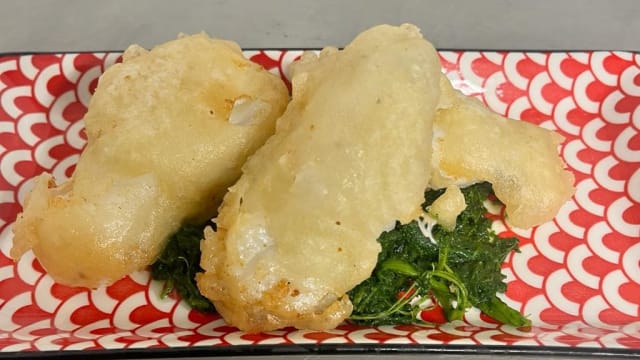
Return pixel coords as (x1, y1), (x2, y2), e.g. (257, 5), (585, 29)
(11, 33), (289, 288)
(197, 24), (442, 332)
(431, 79), (575, 229)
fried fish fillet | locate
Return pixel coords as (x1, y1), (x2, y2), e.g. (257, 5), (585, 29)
(431, 78), (575, 229)
(197, 24), (441, 332)
(11, 33), (289, 288)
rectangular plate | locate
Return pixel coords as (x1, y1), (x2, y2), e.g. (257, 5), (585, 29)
(0, 50), (638, 355)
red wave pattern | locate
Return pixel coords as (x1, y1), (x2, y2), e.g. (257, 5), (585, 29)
(0, 50), (637, 352)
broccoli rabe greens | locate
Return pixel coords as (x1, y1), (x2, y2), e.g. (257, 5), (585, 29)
(151, 183), (529, 327)
(348, 183), (530, 327)
(151, 223), (214, 312)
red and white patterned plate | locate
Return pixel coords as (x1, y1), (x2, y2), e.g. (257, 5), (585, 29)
(0, 50), (638, 355)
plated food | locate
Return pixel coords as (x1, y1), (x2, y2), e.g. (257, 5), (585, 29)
(9, 24), (575, 332)
(10, 33), (289, 288)
(432, 78), (574, 229)
(197, 23), (442, 332)
(196, 24), (574, 332)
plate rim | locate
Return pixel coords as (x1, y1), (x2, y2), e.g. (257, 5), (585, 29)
(1, 343), (639, 359)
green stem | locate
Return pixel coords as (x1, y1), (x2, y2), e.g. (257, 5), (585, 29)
(349, 281), (419, 321)
(380, 258), (419, 277)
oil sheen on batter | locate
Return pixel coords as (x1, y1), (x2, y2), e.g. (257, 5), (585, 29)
(197, 24), (442, 332)
(11, 33), (289, 288)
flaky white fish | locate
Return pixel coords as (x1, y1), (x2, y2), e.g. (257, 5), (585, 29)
(197, 24), (442, 332)
(431, 78), (575, 229)
(11, 33), (289, 288)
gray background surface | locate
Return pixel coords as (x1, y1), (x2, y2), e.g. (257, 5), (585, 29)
(1, 0), (639, 53)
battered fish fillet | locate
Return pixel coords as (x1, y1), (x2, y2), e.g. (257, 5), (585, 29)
(197, 24), (441, 332)
(11, 33), (289, 288)
(431, 78), (575, 229)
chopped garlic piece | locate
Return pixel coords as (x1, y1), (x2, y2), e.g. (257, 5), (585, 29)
(428, 185), (467, 230)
